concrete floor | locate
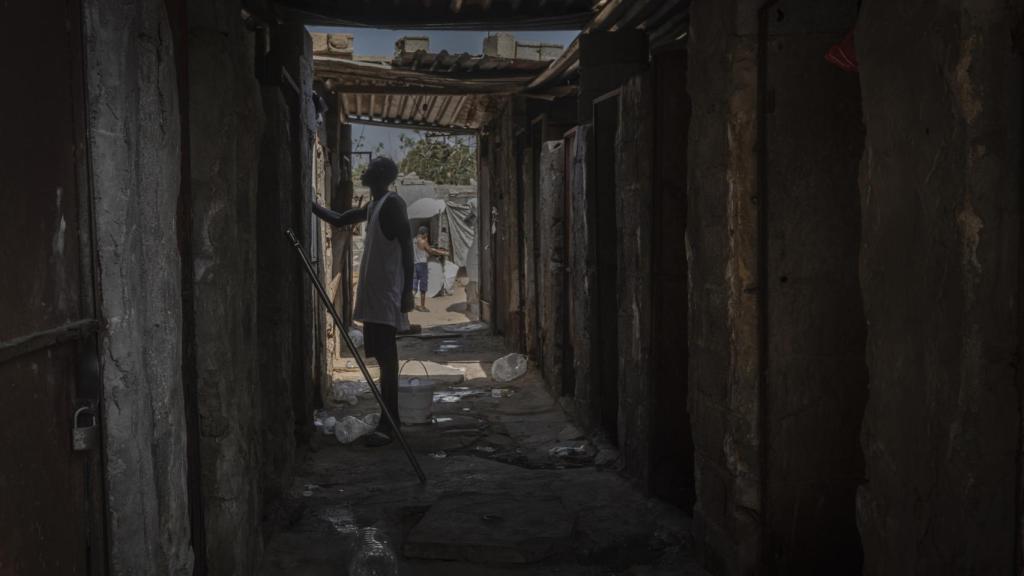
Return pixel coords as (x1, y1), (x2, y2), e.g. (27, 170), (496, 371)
(259, 286), (706, 575)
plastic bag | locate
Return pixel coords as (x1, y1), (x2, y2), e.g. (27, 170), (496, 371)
(492, 353), (528, 382)
(348, 328), (365, 349)
(348, 527), (398, 576)
(334, 416), (372, 444)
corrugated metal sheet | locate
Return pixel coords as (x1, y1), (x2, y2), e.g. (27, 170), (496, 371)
(273, 0), (598, 30)
(339, 92), (489, 131)
(310, 0), (691, 130)
(392, 50), (551, 76)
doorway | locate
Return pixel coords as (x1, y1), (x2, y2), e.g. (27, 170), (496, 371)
(649, 48), (696, 509)
(592, 92), (620, 444)
(0, 1), (106, 573)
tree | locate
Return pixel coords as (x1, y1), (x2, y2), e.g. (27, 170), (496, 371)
(399, 132), (476, 185)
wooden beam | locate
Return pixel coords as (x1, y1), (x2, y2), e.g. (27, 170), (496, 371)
(349, 118), (477, 134)
(0, 319), (99, 364)
(329, 83), (522, 96)
(273, 0), (591, 30)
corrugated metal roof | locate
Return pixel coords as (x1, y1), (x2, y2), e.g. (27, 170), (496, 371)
(315, 48), (549, 131)
(273, 0), (598, 30)
(339, 92), (490, 132)
(391, 50), (552, 76)
(528, 0), (691, 92)
(309, 0), (691, 131)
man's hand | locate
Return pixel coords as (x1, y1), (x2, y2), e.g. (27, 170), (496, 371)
(401, 291), (415, 313)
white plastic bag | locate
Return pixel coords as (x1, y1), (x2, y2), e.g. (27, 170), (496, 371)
(347, 328), (364, 349)
(492, 353), (528, 382)
(334, 416), (372, 444)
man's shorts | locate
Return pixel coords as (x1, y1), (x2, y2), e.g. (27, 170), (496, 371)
(413, 262), (429, 294)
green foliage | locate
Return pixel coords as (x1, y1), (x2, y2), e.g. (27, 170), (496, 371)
(399, 132), (477, 185)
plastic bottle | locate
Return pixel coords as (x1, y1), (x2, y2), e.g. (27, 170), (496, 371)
(347, 527), (398, 576)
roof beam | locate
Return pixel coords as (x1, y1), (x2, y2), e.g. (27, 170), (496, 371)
(273, 0), (593, 30)
(324, 80), (525, 95)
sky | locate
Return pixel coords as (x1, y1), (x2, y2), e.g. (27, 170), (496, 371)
(308, 27), (578, 163)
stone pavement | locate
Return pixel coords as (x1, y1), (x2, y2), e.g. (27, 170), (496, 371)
(259, 286), (706, 575)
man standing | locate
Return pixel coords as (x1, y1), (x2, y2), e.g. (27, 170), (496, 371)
(313, 157), (413, 446)
(412, 226), (448, 312)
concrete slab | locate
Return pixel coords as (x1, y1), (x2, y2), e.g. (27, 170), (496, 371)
(403, 493), (574, 563)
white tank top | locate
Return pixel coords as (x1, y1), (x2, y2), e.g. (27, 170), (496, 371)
(413, 237), (428, 264)
(353, 191), (406, 329)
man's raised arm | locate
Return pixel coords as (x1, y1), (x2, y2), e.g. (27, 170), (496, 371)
(312, 203), (368, 227)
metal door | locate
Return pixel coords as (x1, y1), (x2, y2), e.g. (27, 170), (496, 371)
(0, 1), (106, 574)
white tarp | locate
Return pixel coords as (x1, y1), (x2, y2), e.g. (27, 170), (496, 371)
(406, 198), (447, 220)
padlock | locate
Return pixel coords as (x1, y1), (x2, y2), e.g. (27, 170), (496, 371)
(72, 406), (99, 452)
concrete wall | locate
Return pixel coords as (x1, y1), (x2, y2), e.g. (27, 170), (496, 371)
(686, 2), (763, 573)
(537, 141), (566, 394)
(567, 124), (595, 428)
(188, 1), (265, 573)
(257, 85), (298, 504)
(616, 73), (655, 482)
(856, 1), (1023, 573)
(761, 1), (866, 572)
(83, 1), (193, 574)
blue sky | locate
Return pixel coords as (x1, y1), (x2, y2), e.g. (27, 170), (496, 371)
(310, 27), (577, 162)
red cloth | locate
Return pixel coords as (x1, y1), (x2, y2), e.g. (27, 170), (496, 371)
(826, 30), (858, 72)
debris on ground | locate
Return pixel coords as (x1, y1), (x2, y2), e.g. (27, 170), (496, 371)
(492, 353), (528, 382)
(490, 388), (514, 398)
(348, 527), (398, 576)
(314, 411), (338, 435)
(434, 339), (463, 353)
(329, 380), (369, 406)
(549, 443), (591, 458)
(334, 415), (375, 444)
(432, 387), (483, 403)
(442, 321), (488, 334)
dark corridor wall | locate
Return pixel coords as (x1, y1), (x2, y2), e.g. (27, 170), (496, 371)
(856, 1), (1023, 573)
(761, 0), (866, 572)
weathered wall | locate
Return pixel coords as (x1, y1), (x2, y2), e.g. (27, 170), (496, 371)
(486, 97), (527, 349)
(256, 85), (297, 504)
(83, 1), (193, 574)
(537, 141), (566, 394)
(761, 0), (866, 572)
(649, 47), (694, 509)
(616, 73), (655, 482)
(189, 1), (265, 573)
(856, 1), (1023, 573)
(686, 1), (763, 573)
(569, 124), (595, 429)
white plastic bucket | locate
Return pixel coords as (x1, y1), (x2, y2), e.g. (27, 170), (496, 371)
(399, 377), (434, 424)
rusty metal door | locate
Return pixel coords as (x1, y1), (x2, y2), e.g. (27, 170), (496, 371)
(0, 1), (106, 574)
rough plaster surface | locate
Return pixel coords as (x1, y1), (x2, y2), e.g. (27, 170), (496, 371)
(569, 124), (595, 430)
(856, 1), (1023, 573)
(686, 1), (763, 573)
(538, 141), (566, 395)
(83, 0), (193, 574)
(616, 75), (654, 483)
(257, 86), (298, 504)
(188, 2), (266, 573)
(760, 0), (867, 571)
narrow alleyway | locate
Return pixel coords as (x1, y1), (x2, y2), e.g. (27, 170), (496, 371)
(259, 285), (704, 575)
